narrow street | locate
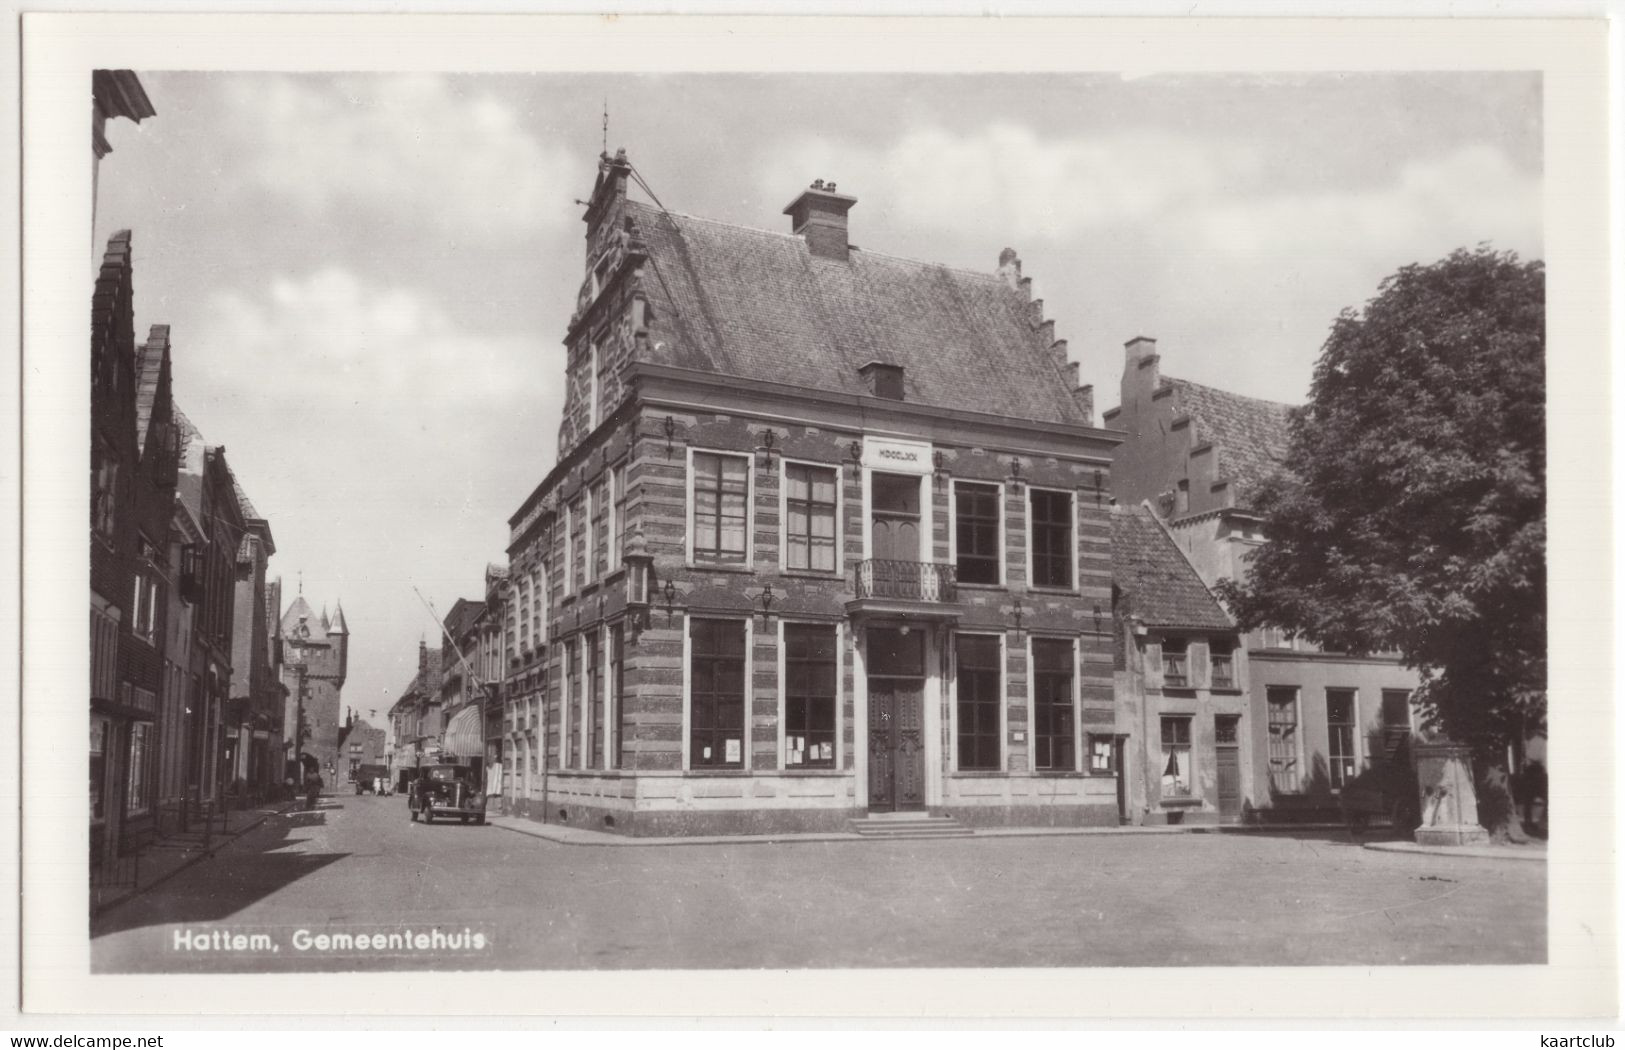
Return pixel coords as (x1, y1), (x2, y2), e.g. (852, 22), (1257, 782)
(92, 793), (1546, 972)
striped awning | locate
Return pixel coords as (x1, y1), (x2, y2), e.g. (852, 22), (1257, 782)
(442, 705), (484, 760)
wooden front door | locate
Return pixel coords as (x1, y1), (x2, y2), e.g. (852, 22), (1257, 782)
(867, 677), (925, 811)
(1216, 715), (1242, 819)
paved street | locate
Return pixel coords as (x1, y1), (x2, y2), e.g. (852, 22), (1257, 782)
(92, 793), (1545, 972)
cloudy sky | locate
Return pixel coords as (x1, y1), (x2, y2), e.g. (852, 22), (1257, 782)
(90, 71), (1542, 721)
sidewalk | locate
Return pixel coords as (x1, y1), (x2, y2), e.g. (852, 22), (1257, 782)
(91, 797), (298, 915)
(1362, 838), (1548, 862)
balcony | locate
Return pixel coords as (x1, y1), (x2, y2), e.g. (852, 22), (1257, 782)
(847, 560), (961, 620)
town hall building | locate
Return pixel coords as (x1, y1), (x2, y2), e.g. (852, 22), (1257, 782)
(503, 151), (1124, 835)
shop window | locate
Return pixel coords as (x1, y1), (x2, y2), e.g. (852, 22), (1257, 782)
(785, 463), (838, 573)
(127, 721), (151, 815)
(1161, 639), (1189, 688)
(1327, 689), (1358, 790)
(689, 619), (746, 769)
(1267, 686), (1301, 793)
(783, 624), (837, 768)
(1160, 716), (1193, 797)
(691, 452), (749, 565)
(1029, 489), (1074, 589)
(955, 635), (1001, 771)
(1032, 638), (1077, 772)
(1210, 639), (1235, 689)
(954, 482), (1001, 585)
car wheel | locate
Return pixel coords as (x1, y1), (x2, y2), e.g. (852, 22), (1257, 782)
(460, 816), (468, 825)
(424, 810), (433, 824)
(475, 814), (486, 826)
(410, 809), (417, 822)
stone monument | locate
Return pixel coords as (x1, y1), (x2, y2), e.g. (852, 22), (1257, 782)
(1412, 741), (1490, 846)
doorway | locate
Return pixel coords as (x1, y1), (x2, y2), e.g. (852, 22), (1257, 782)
(866, 627), (926, 812)
(1216, 715), (1242, 820)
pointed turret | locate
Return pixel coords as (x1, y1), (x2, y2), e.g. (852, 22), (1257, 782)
(320, 604), (331, 633)
(328, 600), (349, 636)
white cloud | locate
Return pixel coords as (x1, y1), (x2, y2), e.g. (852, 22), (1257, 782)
(761, 124), (1262, 243)
(226, 75), (578, 245)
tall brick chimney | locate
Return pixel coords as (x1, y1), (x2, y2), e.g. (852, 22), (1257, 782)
(784, 179), (857, 262)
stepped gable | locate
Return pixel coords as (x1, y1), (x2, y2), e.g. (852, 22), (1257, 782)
(134, 324), (170, 450)
(1163, 377), (1294, 512)
(1111, 503), (1233, 630)
(626, 198), (1086, 426)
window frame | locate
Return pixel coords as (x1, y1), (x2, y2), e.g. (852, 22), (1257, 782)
(1159, 715), (1195, 799)
(950, 631), (1005, 773)
(779, 458), (842, 576)
(562, 502), (576, 597)
(609, 622), (627, 769)
(586, 629), (604, 769)
(777, 620), (841, 770)
(1266, 685), (1303, 794)
(686, 448), (754, 569)
(1210, 638), (1236, 690)
(1025, 485), (1078, 592)
(590, 478), (609, 583)
(1161, 638), (1190, 689)
(948, 479), (1005, 587)
(609, 461), (627, 573)
(684, 616), (751, 771)
(1325, 688), (1360, 792)
(1028, 634), (1081, 773)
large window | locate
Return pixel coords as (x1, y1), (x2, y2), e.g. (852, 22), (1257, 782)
(573, 496), (589, 589)
(92, 443), (118, 539)
(1029, 488), (1074, 589)
(587, 631), (604, 768)
(689, 619), (746, 769)
(518, 576), (531, 650)
(1032, 638), (1076, 771)
(609, 464), (626, 572)
(90, 716), (108, 821)
(565, 642), (581, 769)
(954, 482), (1001, 585)
(127, 721), (151, 815)
(1161, 638), (1189, 688)
(591, 481), (609, 582)
(130, 566), (158, 643)
(1327, 689), (1358, 790)
(610, 623), (627, 769)
(784, 463), (838, 573)
(530, 565), (545, 649)
(1160, 717), (1192, 796)
(692, 452), (749, 565)
(783, 624), (837, 768)
(1266, 686), (1301, 793)
(955, 634), (1001, 771)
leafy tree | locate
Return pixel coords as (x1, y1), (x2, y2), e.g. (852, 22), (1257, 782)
(1218, 247), (1545, 840)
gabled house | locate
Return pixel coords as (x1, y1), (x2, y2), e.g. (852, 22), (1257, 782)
(503, 152), (1121, 836)
(1105, 337), (1421, 820)
(1111, 503), (1245, 824)
(387, 641), (444, 779)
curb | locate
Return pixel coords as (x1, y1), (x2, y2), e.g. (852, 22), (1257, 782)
(1362, 840), (1548, 862)
(490, 817), (1340, 848)
(92, 802), (299, 918)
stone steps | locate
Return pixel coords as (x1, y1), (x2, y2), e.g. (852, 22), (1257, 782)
(847, 814), (973, 839)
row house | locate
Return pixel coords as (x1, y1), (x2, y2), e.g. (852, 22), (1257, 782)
(91, 230), (181, 862)
(226, 482), (283, 801)
(387, 641), (443, 780)
(502, 152), (1122, 836)
(436, 597), (489, 775)
(1105, 337), (1421, 821)
(1111, 502), (1246, 824)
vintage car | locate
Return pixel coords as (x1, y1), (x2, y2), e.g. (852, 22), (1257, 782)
(408, 764), (487, 825)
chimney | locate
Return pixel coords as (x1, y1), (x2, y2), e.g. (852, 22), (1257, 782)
(419, 639), (428, 674)
(783, 179), (857, 262)
(1125, 335), (1158, 364)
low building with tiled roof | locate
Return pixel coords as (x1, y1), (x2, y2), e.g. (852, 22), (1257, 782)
(1110, 503), (1245, 824)
(1105, 339), (1421, 824)
(503, 150), (1121, 836)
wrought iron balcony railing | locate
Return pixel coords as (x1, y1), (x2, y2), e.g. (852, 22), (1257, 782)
(853, 559), (958, 602)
